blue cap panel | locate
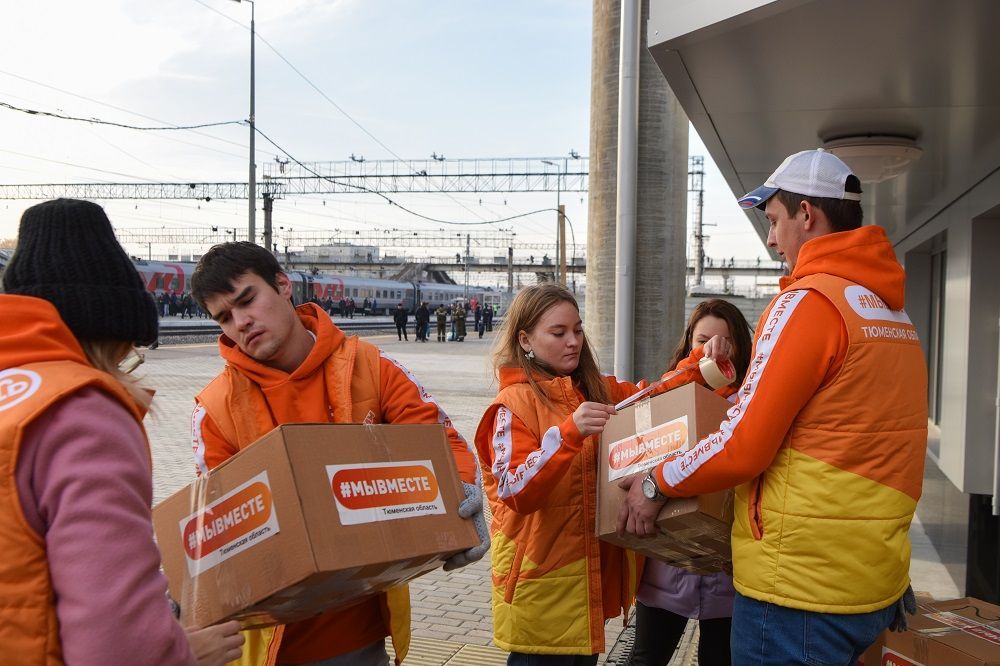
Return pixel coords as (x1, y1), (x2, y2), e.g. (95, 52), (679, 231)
(737, 185), (778, 210)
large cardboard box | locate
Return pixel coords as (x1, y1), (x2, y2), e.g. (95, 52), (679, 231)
(596, 383), (735, 574)
(153, 423), (479, 629)
(860, 597), (1000, 665)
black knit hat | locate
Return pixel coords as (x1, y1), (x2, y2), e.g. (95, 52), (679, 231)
(3, 199), (158, 346)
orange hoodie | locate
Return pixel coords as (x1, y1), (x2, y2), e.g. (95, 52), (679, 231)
(194, 304), (477, 481)
(653, 224), (908, 497)
(651, 225), (928, 613)
(193, 303), (477, 664)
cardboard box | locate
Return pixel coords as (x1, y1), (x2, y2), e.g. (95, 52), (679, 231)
(861, 597), (1000, 665)
(153, 423), (479, 629)
(597, 383), (735, 574)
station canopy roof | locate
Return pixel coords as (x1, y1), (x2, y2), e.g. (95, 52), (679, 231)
(647, 0), (1000, 253)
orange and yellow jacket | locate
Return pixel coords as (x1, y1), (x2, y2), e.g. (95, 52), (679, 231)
(0, 296), (154, 665)
(651, 225), (928, 614)
(192, 303), (478, 666)
(474, 369), (642, 656)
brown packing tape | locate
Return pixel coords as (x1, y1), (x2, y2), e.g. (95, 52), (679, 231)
(652, 534), (729, 560)
(914, 609), (1000, 645)
(646, 543), (705, 560)
(658, 513), (731, 542)
(663, 527), (712, 541)
(912, 632), (931, 664)
(364, 423), (398, 569)
(181, 472), (219, 626)
(634, 398), (653, 433)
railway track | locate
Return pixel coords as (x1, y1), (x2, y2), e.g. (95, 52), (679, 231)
(157, 320), (397, 338)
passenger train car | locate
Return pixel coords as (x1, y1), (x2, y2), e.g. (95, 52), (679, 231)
(130, 259), (494, 314)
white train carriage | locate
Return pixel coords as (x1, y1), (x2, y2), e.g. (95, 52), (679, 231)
(130, 259), (493, 316)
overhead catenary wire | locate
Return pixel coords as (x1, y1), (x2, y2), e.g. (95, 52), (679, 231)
(0, 100), (243, 132)
(0, 68), (279, 161)
(0, 45), (579, 244)
(0, 147), (175, 183)
(254, 125), (576, 230)
(190, 0), (490, 223)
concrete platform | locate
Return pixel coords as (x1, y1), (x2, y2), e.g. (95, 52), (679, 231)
(138, 330), (961, 665)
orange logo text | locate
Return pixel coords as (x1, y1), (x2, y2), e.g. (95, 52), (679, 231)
(182, 482), (272, 560)
(332, 465), (439, 509)
(609, 421), (688, 471)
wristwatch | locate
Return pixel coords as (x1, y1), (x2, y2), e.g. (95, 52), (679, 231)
(641, 471), (668, 503)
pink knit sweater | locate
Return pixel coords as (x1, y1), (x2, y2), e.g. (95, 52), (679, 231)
(16, 388), (195, 666)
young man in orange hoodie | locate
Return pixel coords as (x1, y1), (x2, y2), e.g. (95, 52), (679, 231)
(619, 150), (927, 665)
(189, 242), (489, 666)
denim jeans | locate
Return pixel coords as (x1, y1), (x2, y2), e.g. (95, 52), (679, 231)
(506, 653), (598, 666)
(732, 593), (896, 665)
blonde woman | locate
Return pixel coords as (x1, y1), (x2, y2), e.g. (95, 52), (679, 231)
(473, 284), (641, 665)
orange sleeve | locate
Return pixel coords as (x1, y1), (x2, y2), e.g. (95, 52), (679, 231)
(653, 289), (847, 497)
(656, 347), (706, 393)
(190, 403), (238, 475)
(479, 404), (586, 515)
(634, 348), (708, 395)
(377, 354), (478, 484)
(605, 375), (641, 403)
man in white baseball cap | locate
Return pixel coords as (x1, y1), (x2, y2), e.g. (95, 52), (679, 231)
(621, 148), (927, 664)
(738, 149), (864, 270)
(738, 149), (863, 208)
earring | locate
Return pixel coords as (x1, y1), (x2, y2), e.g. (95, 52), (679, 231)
(525, 349), (535, 361)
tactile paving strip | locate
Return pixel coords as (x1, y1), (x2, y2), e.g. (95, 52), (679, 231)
(386, 636), (507, 665)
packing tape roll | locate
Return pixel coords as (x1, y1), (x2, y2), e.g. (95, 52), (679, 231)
(699, 356), (735, 390)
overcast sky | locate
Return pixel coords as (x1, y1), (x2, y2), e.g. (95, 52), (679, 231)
(0, 0), (768, 262)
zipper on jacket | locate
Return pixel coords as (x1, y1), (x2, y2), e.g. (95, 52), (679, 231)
(749, 474), (765, 540)
(504, 540), (528, 604)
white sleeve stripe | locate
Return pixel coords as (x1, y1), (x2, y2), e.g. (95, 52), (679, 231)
(491, 406), (564, 499)
(661, 289), (810, 488)
(191, 404), (209, 477)
(379, 350), (479, 485)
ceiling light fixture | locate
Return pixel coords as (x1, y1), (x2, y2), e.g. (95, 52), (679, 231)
(822, 135), (923, 184)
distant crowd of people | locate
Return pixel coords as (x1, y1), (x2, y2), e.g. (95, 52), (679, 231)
(156, 291), (205, 319)
(311, 296), (376, 318)
(393, 301), (495, 342)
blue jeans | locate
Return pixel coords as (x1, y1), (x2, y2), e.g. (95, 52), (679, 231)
(732, 593), (896, 665)
(506, 653), (598, 666)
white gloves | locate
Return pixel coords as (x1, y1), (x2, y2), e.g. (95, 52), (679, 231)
(443, 482), (491, 571)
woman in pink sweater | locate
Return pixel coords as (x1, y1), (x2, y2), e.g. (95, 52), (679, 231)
(1, 199), (242, 666)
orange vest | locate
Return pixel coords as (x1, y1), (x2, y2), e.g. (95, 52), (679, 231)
(475, 373), (639, 655)
(732, 273), (928, 613)
(196, 336), (412, 666)
(0, 361), (146, 666)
